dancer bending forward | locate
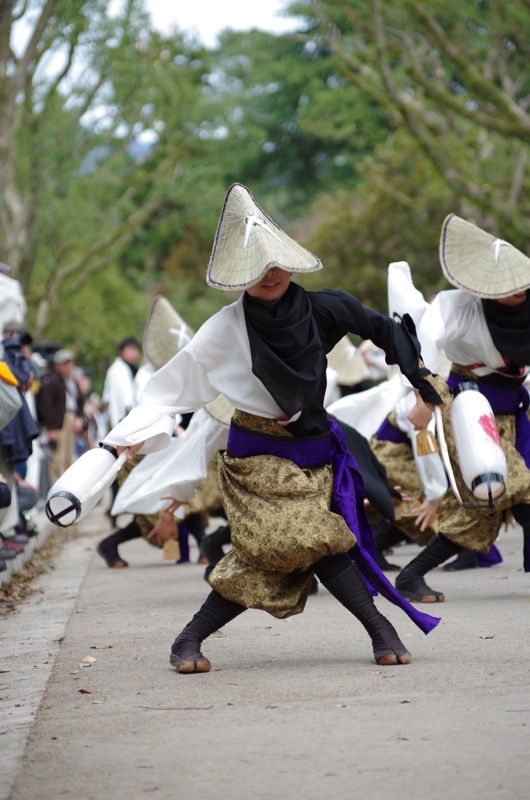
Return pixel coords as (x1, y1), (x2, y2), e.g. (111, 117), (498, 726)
(105, 183), (449, 673)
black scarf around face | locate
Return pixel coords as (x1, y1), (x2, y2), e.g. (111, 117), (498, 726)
(243, 282), (325, 418)
(482, 295), (530, 367)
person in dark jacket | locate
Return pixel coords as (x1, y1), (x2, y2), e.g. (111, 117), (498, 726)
(36, 349), (85, 484)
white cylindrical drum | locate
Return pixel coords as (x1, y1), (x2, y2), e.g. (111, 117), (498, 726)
(45, 444), (121, 527)
(450, 382), (507, 503)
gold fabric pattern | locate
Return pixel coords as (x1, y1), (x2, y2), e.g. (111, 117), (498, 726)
(186, 458), (224, 517)
(208, 412), (357, 619)
(437, 399), (530, 551)
(370, 432), (434, 547)
(422, 369), (453, 407)
(232, 409), (293, 437)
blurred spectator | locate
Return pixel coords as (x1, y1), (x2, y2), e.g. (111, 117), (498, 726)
(36, 349), (85, 485)
(0, 320), (39, 552)
(101, 337), (141, 525)
(102, 337), (142, 429)
(74, 367), (94, 456)
(0, 472), (13, 570)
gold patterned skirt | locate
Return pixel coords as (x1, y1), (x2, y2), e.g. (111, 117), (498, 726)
(369, 420), (437, 547)
(436, 408), (530, 551)
(208, 411), (357, 618)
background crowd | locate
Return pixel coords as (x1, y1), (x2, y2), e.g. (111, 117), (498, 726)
(0, 272), (144, 573)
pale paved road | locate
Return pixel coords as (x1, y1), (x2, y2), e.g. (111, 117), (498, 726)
(0, 505), (529, 800)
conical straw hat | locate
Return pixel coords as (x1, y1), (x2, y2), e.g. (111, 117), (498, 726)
(143, 296), (194, 369)
(207, 183), (322, 290)
(327, 336), (372, 385)
(440, 214), (530, 298)
(204, 394), (235, 426)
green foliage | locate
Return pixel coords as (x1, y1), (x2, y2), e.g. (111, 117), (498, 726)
(305, 130), (455, 313)
(208, 27), (389, 207)
(2, 0), (530, 376)
(303, 0), (530, 243)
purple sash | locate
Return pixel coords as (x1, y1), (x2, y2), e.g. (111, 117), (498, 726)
(227, 419), (440, 634)
(376, 417), (411, 447)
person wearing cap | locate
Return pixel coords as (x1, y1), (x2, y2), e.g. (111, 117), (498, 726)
(1, 321), (34, 393)
(394, 214), (530, 603)
(104, 182), (449, 674)
(36, 349), (85, 485)
(102, 337), (142, 429)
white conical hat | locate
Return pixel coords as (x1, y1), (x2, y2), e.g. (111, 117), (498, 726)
(439, 214), (530, 298)
(143, 296), (194, 369)
(206, 183), (322, 291)
(204, 393), (235, 426)
(327, 336), (372, 386)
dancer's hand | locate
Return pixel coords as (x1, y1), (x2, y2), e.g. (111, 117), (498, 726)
(160, 496), (186, 515)
(414, 498), (439, 532)
(408, 390), (434, 430)
(117, 442), (144, 460)
(147, 510), (179, 546)
(393, 485), (412, 503)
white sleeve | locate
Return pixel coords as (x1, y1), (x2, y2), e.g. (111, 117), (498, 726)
(111, 410), (228, 515)
(416, 295), (450, 374)
(395, 393), (448, 501)
(103, 346), (219, 454)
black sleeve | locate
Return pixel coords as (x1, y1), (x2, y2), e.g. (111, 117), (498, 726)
(310, 289), (442, 404)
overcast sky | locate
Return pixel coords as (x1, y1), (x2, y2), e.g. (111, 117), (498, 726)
(143, 0), (299, 46)
(13, 2), (299, 55)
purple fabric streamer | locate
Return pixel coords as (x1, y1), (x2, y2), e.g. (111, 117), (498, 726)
(476, 544), (503, 567)
(227, 419), (440, 634)
(177, 522), (190, 563)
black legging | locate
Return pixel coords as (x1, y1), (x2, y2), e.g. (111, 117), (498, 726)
(313, 553), (352, 583)
(511, 503), (530, 527)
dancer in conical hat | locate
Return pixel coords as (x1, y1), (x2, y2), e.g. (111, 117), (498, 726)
(395, 214), (530, 603)
(104, 182), (449, 673)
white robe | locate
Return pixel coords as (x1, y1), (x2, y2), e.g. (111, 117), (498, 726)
(104, 296), (292, 455)
(417, 290), (514, 378)
(102, 356), (138, 429)
(111, 407), (228, 516)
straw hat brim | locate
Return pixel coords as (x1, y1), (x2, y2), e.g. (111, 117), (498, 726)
(440, 214), (530, 298)
(204, 394), (235, 426)
(207, 183), (322, 291)
(327, 336), (372, 385)
(143, 296), (194, 369)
